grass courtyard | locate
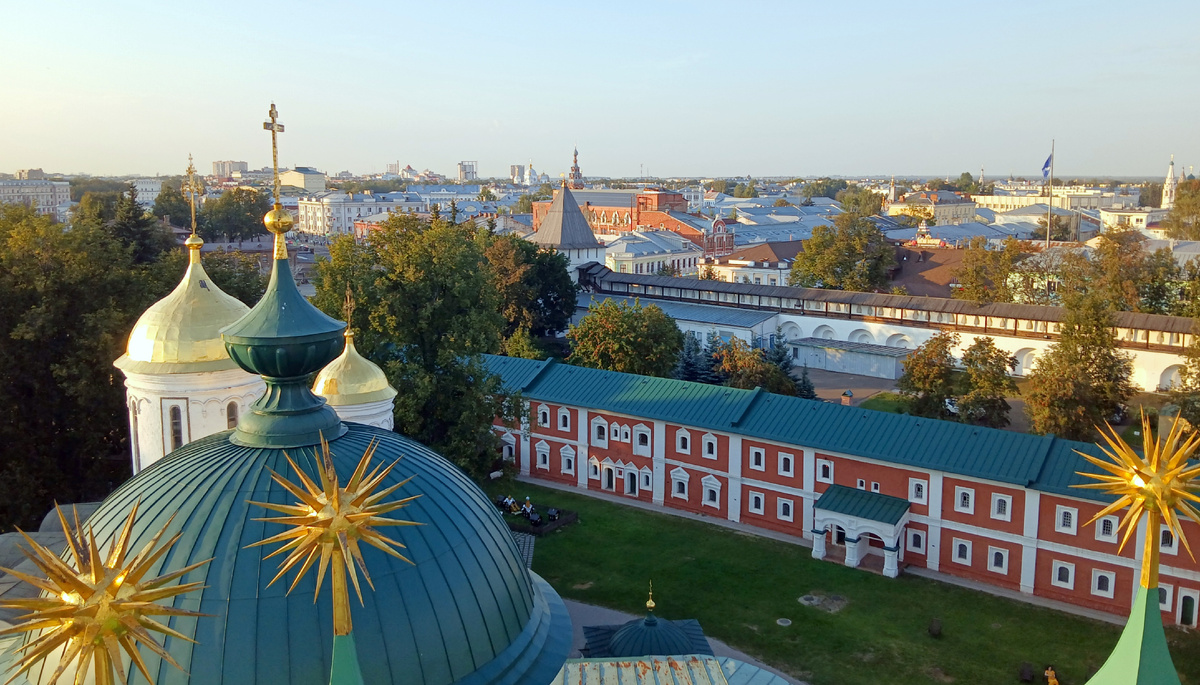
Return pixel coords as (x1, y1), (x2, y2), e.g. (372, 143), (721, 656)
(485, 479), (1200, 685)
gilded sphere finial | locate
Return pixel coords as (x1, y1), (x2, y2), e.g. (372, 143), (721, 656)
(185, 233), (204, 249)
(264, 207), (294, 235)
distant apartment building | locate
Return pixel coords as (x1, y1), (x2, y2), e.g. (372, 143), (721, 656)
(972, 188), (1139, 213)
(297, 191), (426, 236)
(1100, 207), (1170, 236)
(281, 167), (327, 193)
(510, 165), (525, 185)
(701, 240), (805, 285)
(604, 230), (704, 276)
(886, 190), (977, 225)
(211, 160), (248, 178)
(132, 179), (163, 209)
(0, 180), (71, 221)
(458, 161), (478, 181)
(533, 187), (736, 257)
(386, 162), (400, 175)
(15, 168), (45, 180)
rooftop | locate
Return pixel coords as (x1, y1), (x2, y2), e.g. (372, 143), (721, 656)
(577, 293), (776, 330)
(814, 485), (911, 525)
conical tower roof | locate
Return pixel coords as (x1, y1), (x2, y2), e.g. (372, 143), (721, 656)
(312, 330), (397, 406)
(1086, 585), (1181, 684)
(115, 233), (250, 374)
(531, 182), (600, 250)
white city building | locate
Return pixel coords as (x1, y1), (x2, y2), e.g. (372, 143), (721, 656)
(281, 166), (327, 193)
(0, 180), (71, 221)
(113, 234), (264, 474)
(604, 230), (703, 276)
(296, 191), (426, 236)
(133, 179), (163, 209)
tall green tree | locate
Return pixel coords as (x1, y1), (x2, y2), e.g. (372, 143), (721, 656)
(714, 338), (796, 395)
(567, 298), (683, 377)
(1140, 182), (1163, 208)
(148, 248), (267, 306)
(199, 188), (271, 242)
(152, 182), (190, 227)
(481, 233), (575, 338)
(957, 338), (1017, 428)
(789, 212), (894, 292)
(673, 332), (706, 383)
(1165, 180), (1200, 240)
(802, 178), (849, 200)
(111, 185), (173, 264)
(952, 236), (1019, 305)
(896, 332), (959, 419)
(312, 216), (511, 478)
(1024, 293), (1136, 440)
(796, 366), (818, 400)
(836, 186), (884, 216)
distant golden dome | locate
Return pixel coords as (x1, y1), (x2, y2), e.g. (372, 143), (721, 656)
(312, 331), (397, 406)
(114, 238), (250, 374)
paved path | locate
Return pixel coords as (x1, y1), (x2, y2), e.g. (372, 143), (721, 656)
(561, 599), (807, 684)
(520, 477), (1127, 626)
(801, 368), (898, 405)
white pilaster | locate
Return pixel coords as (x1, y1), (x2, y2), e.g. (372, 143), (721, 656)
(726, 435), (743, 523)
(845, 538), (862, 568)
(802, 449), (816, 538)
(811, 530), (827, 560)
(652, 420), (667, 505)
(1020, 491), (1041, 593)
(926, 473), (944, 571)
(576, 408), (588, 489)
(883, 547), (899, 578)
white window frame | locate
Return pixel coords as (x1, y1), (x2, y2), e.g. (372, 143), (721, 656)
(952, 538), (972, 565)
(560, 445), (575, 475)
(907, 529), (926, 554)
(1095, 515), (1119, 543)
(1161, 524), (1179, 555)
(676, 428), (691, 455)
(954, 487), (975, 515)
(816, 459), (833, 484)
(590, 417), (609, 448)
(1055, 505), (1078, 535)
(777, 497), (794, 522)
(749, 447), (765, 471)
(632, 425), (651, 456)
(991, 494), (1012, 522)
(621, 425), (630, 442)
(1160, 583), (1174, 610)
(987, 546), (1009, 574)
(1051, 560), (1075, 590)
(535, 440), (549, 470)
(856, 478), (866, 490)
(702, 433), (718, 460)
(558, 407), (571, 431)
(778, 452), (794, 477)
(536, 404), (551, 428)
(610, 422), (620, 442)
(870, 482), (881, 493)
(701, 474), (721, 509)
(670, 467), (689, 500)
(641, 467), (652, 489)
(909, 478), (928, 504)
(748, 490), (765, 515)
(589, 457), (600, 479)
(1091, 569), (1115, 599)
(624, 468), (640, 495)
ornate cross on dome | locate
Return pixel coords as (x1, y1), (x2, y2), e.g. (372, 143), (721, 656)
(181, 154), (204, 237)
(263, 103), (285, 208)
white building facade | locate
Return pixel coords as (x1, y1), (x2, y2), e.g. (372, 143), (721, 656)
(0, 180), (71, 221)
(297, 191), (426, 236)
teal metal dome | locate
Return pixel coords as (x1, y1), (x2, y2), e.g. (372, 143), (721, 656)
(8, 423), (571, 684)
(608, 612), (697, 658)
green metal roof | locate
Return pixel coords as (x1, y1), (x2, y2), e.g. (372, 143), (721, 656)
(814, 485), (911, 525)
(1085, 585), (1181, 685)
(3, 423), (573, 684)
(481, 355), (1113, 502)
(553, 655), (791, 685)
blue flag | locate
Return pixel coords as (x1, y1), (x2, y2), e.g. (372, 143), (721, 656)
(1042, 154), (1053, 179)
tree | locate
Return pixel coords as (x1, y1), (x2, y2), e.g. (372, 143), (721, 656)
(152, 182), (190, 227)
(802, 178), (849, 200)
(764, 327), (793, 378)
(957, 338), (1017, 428)
(796, 366), (818, 400)
(74, 191), (121, 228)
(199, 188), (271, 242)
(897, 332), (959, 419)
(893, 205), (935, 228)
(501, 326), (545, 360)
(0, 205), (155, 528)
(952, 236), (1024, 305)
(148, 248), (267, 306)
(733, 182), (758, 198)
(481, 233), (576, 339)
(656, 264), (682, 277)
(707, 180), (731, 194)
(773, 198), (792, 207)
(699, 265), (719, 280)
(699, 331), (728, 384)
(789, 212), (894, 292)
(1165, 180), (1200, 240)
(1140, 182), (1163, 208)
(311, 216), (511, 479)
(478, 187), (497, 202)
(1024, 293), (1136, 440)
(567, 298), (683, 377)
(1032, 214), (1072, 242)
(714, 338), (796, 395)
(836, 186), (884, 216)
(673, 333), (706, 382)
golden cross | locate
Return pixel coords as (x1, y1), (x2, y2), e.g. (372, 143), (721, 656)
(181, 153), (203, 235)
(263, 103), (285, 208)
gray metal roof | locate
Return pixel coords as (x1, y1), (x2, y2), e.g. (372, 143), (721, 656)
(578, 293), (776, 329)
(588, 270), (1196, 334)
(533, 186), (602, 250)
(792, 337), (914, 357)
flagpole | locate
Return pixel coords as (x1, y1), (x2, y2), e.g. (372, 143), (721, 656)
(1046, 139), (1054, 252)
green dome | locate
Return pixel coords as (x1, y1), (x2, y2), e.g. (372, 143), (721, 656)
(607, 612), (697, 659)
(4, 424), (571, 684)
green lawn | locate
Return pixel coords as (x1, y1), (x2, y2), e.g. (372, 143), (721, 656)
(858, 391), (909, 414)
(486, 479), (1200, 685)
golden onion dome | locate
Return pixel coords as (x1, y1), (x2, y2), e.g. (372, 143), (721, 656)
(312, 330), (397, 406)
(114, 236), (251, 374)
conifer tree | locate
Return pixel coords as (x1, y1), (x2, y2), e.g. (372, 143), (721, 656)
(673, 333), (705, 382)
(796, 365), (818, 400)
(957, 337), (1017, 428)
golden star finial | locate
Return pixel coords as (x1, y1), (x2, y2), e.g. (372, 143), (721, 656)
(247, 435), (421, 635)
(0, 502), (211, 685)
(1074, 413), (1200, 588)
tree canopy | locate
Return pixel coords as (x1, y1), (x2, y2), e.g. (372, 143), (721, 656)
(835, 186), (884, 216)
(1165, 180), (1200, 240)
(897, 332), (959, 419)
(480, 233), (576, 339)
(567, 298), (683, 378)
(958, 338), (1017, 428)
(789, 212), (894, 292)
(199, 188), (271, 242)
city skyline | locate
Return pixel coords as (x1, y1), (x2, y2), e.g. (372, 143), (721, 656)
(2, 1), (1198, 178)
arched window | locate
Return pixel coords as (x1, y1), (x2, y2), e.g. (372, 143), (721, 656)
(1060, 510), (1073, 529)
(1162, 528), (1174, 548)
(1101, 518), (1114, 537)
(169, 406), (184, 451)
(995, 498), (1007, 517)
(956, 543), (968, 560)
(595, 424), (606, 441)
(675, 481), (685, 494)
(959, 491), (971, 509)
(1057, 566), (1070, 583)
(1097, 574), (1110, 593)
(227, 402), (239, 429)
(993, 551), (1004, 568)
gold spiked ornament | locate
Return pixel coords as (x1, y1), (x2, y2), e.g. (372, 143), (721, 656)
(0, 503), (211, 685)
(247, 435), (420, 636)
(1073, 413), (1200, 588)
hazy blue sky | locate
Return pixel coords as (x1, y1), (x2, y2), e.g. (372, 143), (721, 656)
(3, 1), (1198, 179)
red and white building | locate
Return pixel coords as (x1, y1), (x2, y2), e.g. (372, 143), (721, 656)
(485, 354), (1200, 627)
